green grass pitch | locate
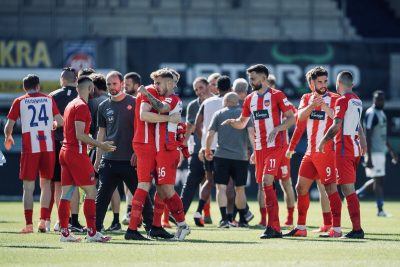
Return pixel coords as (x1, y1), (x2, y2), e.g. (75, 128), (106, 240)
(0, 200), (399, 266)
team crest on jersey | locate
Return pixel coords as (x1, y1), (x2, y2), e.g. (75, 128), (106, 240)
(283, 98), (290, 106)
(127, 105), (132, 110)
(264, 100), (270, 107)
(165, 98), (173, 104)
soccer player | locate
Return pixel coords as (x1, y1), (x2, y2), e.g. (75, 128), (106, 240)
(356, 90), (398, 216)
(283, 67), (339, 237)
(205, 92), (254, 228)
(135, 69), (191, 240)
(317, 71), (367, 239)
(223, 64), (295, 238)
(58, 76), (115, 242)
(125, 70), (181, 241)
(4, 74), (63, 233)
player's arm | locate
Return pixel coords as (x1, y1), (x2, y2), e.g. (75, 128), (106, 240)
(221, 115), (250, 129)
(53, 114), (64, 129)
(138, 85), (170, 113)
(320, 102), (335, 119)
(287, 120), (306, 158)
(3, 119), (16, 150)
(194, 105), (204, 139)
(298, 94), (324, 121)
(386, 141), (398, 164)
(75, 121), (116, 152)
(140, 102), (180, 123)
(184, 122), (195, 146)
(358, 125), (367, 156)
(94, 127), (106, 172)
(268, 109), (295, 143)
(317, 118), (342, 153)
(205, 130), (216, 161)
(247, 126), (255, 163)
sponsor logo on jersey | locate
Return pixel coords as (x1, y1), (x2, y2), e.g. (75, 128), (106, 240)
(253, 110), (269, 120)
(310, 110), (326, 120)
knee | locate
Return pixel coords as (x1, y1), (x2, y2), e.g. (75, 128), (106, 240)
(295, 184), (307, 196)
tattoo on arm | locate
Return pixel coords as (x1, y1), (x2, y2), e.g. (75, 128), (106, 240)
(323, 118), (342, 142)
(142, 90), (164, 112)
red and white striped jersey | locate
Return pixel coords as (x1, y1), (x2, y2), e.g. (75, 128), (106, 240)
(291, 91), (340, 154)
(334, 93), (363, 157)
(133, 86), (159, 145)
(242, 88), (292, 150)
(155, 94), (182, 152)
(62, 97), (91, 154)
(7, 93), (60, 153)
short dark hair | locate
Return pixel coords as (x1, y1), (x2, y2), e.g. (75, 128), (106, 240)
(106, 71), (123, 82)
(373, 90), (384, 98)
(310, 66), (328, 81)
(338, 71), (353, 86)
(246, 64), (269, 77)
(61, 67), (77, 83)
(90, 74), (107, 91)
(217, 75), (231, 92)
(193, 77), (208, 87)
(124, 72), (141, 85)
(78, 68), (96, 77)
(23, 74), (40, 90)
(77, 75), (93, 85)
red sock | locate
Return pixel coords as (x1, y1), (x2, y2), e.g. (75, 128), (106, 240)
(204, 200), (211, 217)
(286, 206), (294, 225)
(58, 199), (70, 229)
(297, 194), (310, 226)
(128, 188), (148, 230)
(263, 185), (280, 231)
(260, 207), (267, 225)
(323, 212), (332, 226)
(152, 192), (164, 227)
(165, 192), (185, 223)
(328, 191), (342, 228)
(48, 183), (55, 219)
(83, 199), (96, 236)
(163, 206), (170, 224)
(346, 193), (361, 231)
(24, 209), (33, 225)
(40, 207), (49, 220)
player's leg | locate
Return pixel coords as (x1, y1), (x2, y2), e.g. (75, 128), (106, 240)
(226, 177), (235, 223)
(22, 180), (35, 233)
(122, 185), (132, 225)
(279, 178), (295, 227)
(313, 180), (332, 233)
(373, 176), (386, 216)
(340, 182), (364, 238)
(70, 188), (85, 233)
(257, 183), (266, 227)
(232, 159), (249, 227)
(37, 151), (55, 232)
(108, 183), (122, 231)
(214, 157), (230, 227)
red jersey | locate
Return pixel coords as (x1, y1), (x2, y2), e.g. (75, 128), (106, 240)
(7, 92), (60, 153)
(133, 87), (159, 144)
(155, 94), (182, 152)
(242, 88), (292, 150)
(282, 103), (297, 146)
(62, 97), (91, 154)
(290, 91), (340, 154)
(334, 93), (363, 157)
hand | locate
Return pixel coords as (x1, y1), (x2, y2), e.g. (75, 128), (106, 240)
(311, 94), (324, 107)
(99, 141), (116, 152)
(317, 141), (325, 153)
(285, 149), (295, 159)
(267, 128), (279, 143)
(391, 152), (398, 165)
(250, 152), (255, 164)
(94, 160), (101, 173)
(52, 121), (58, 130)
(198, 148), (205, 162)
(205, 149), (213, 161)
(130, 153), (137, 167)
(168, 113), (181, 124)
(221, 119), (234, 126)
(365, 158), (374, 169)
(360, 142), (367, 157)
(4, 136), (14, 150)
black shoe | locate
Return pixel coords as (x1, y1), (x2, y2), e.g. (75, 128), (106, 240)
(218, 220), (230, 228)
(238, 221), (249, 228)
(106, 222), (122, 232)
(260, 226), (283, 239)
(342, 229), (364, 239)
(283, 228), (307, 237)
(148, 226), (174, 239)
(204, 216), (213, 224)
(124, 229), (150, 241)
(194, 212), (204, 227)
(70, 223), (87, 233)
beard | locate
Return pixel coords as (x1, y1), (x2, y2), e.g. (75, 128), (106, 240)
(251, 83), (262, 91)
(315, 87), (327, 95)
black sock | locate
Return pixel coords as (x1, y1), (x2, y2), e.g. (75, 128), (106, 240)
(219, 207), (228, 221)
(232, 205), (238, 220)
(126, 205), (132, 214)
(238, 208), (246, 223)
(71, 214), (79, 225)
(197, 199), (206, 213)
(113, 213), (119, 224)
(245, 203), (249, 213)
(227, 213), (233, 222)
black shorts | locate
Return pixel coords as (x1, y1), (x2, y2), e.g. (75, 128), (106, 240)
(202, 150), (215, 172)
(214, 157), (249, 186)
(52, 140), (63, 182)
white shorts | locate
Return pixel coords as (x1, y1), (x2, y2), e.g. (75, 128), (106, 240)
(365, 152), (386, 177)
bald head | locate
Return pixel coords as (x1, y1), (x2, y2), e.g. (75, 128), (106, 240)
(337, 71), (353, 88)
(77, 76), (93, 91)
(223, 92), (239, 107)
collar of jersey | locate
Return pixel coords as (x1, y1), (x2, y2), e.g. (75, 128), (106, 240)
(257, 87), (270, 97)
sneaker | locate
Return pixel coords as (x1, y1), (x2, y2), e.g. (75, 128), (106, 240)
(106, 222), (122, 232)
(21, 224), (33, 234)
(238, 221), (249, 228)
(283, 228), (307, 237)
(86, 231), (112, 242)
(125, 229), (150, 241)
(193, 212), (204, 227)
(174, 224), (191, 241)
(228, 220), (238, 228)
(70, 223), (87, 233)
(312, 225), (332, 233)
(148, 226), (174, 239)
(121, 213), (130, 225)
(38, 220), (47, 233)
(342, 229), (364, 239)
(45, 220), (51, 232)
(245, 210), (255, 223)
(218, 220), (230, 228)
(204, 216), (213, 224)
(53, 221), (60, 232)
(162, 221), (172, 228)
(377, 211), (392, 217)
(319, 229), (342, 238)
(260, 226), (282, 239)
(60, 232), (82, 242)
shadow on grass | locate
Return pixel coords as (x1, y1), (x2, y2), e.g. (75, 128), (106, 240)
(366, 232), (400, 237)
(284, 238), (366, 243)
(365, 237), (400, 242)
(180, 239), (258, 244)
(0, 245), (62, 249)
(0, 221), (18, 224)
(0, 231), (23, 234)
